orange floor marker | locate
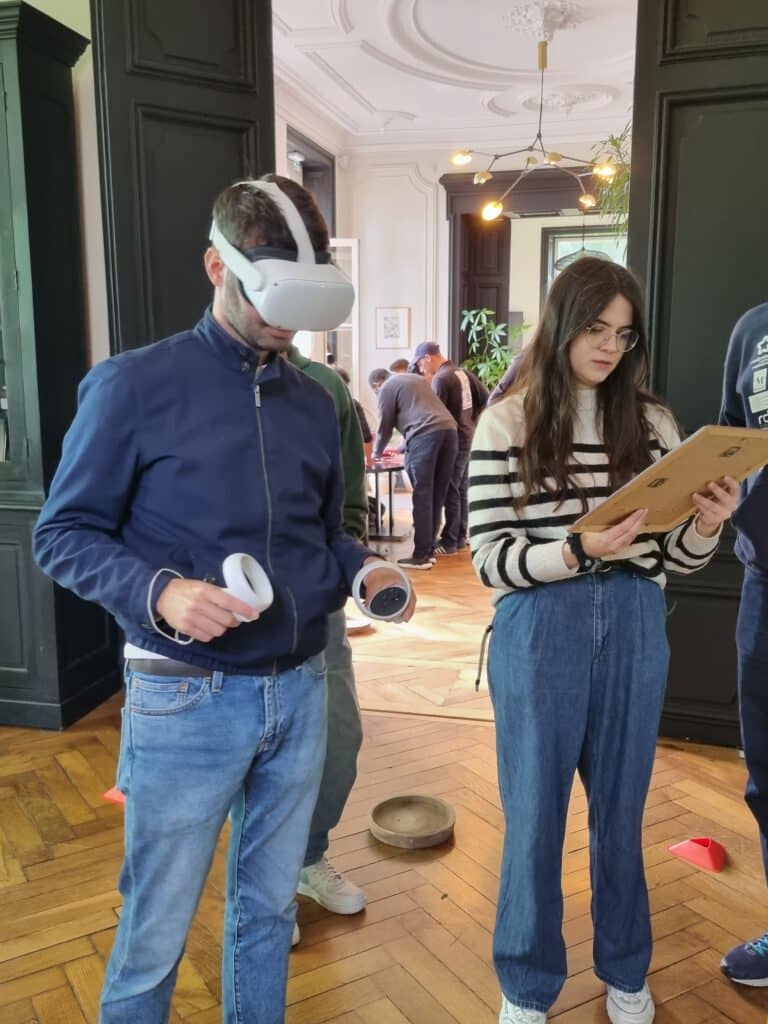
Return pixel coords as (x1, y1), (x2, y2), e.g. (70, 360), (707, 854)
(102, 786), (126, 806)
(668, 836), (726, 872)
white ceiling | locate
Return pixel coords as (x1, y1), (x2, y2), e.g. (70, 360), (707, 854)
(272, 0), (637, 159)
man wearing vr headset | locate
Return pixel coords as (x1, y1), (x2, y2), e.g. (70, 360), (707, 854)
(34, 174), (414, 1024)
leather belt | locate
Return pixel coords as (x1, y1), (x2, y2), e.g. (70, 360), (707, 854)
(126, 659), (211, 677)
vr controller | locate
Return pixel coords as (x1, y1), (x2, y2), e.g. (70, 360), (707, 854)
(210, 180), (355, 333)
(222, 554), (411, 625)
(352, 561), (412, 623)
(222, 554), (274, 621)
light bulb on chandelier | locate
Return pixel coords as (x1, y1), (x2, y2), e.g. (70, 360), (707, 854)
(450, 150), (473, 167)
(481, 201), (504, 221)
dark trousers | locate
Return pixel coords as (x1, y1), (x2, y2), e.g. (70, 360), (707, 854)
(440, 444), (471, 550)
(404, 429), (458, 560)
(737, 567), (768, 881)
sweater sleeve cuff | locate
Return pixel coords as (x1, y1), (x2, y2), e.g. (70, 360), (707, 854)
(685, 516), (723, 551)
(526, 540), (581, 584)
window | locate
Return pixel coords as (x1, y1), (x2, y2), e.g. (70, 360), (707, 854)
(541, 225), (627, 302)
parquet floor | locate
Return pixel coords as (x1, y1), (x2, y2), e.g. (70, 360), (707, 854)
(352, 548), (494, 721)
(1, 555), (768, 1023)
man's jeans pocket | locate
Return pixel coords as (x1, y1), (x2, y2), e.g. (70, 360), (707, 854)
(129, 673), (211, 716)
(303, 652), (327, 680)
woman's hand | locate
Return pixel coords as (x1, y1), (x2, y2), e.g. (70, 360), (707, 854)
(563, 509), (648, 569)
(692, 476), (740, 537)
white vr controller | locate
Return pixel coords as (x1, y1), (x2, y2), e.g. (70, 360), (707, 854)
(351, 561), (412, 623)
(221, 554), (411, 624)
(222, 553), (274, 621)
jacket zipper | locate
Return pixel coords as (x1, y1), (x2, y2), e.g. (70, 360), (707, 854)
(254, 368), (299, 654)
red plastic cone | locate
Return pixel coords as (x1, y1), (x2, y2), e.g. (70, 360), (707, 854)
(668, 836), (726, 872)
(102, 786), (126, 806)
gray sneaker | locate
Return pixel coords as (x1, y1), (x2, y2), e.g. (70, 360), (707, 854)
(298, 858), (366, 914)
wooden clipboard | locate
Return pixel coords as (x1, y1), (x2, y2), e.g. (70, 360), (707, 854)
(571, 425), (768, 534)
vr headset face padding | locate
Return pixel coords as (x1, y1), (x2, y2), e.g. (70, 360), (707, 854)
(209, 180), (355, 333)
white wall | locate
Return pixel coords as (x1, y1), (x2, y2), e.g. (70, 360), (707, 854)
(28, 0), (109, 365)
(509, 213), (616, 346)
(339, 149), (452, 423)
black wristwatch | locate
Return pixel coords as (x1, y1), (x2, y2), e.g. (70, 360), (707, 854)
(566, 533), (597, 571)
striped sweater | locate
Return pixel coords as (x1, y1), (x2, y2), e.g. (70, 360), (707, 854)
(469, 388), (719, 598)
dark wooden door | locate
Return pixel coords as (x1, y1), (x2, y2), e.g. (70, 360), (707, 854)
(90, 0), (275, 352)
(456, 215), (511, 363)
(629, 0), (768, 745)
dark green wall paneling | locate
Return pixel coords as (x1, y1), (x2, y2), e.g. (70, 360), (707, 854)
(629, 0), (768, 745)
(91, 0), (276, 352)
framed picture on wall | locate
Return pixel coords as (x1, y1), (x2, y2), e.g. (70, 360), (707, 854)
(375, 306), (410, 349)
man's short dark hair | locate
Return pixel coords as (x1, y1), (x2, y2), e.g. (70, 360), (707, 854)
(369, 368), (391, 388)
(389, 358), (409, 373)
(335, 366), (351, 385)
(211, 174), (329, 253)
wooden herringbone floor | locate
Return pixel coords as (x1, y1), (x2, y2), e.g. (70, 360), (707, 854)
(1, 556), (768, 1023)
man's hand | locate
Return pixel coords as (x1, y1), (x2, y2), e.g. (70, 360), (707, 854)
(563, 509), (648, 569)
(361, 557), (416, 622)
(692, 475), (740, 536)
(156, 579), (258, 643)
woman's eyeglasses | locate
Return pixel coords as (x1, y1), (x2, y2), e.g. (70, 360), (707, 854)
(583, 323), (640, 353)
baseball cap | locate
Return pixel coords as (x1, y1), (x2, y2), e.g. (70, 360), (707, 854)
(408, 341), (441, 371)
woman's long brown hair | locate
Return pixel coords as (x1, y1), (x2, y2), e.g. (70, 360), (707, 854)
(509, 257), (668, 511)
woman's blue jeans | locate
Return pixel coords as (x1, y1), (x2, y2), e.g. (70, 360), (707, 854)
(100, 655), (327, 1024)
(488, 571), (669, 1013)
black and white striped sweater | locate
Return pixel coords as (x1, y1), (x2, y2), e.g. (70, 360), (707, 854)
(469, 388), (719, 597)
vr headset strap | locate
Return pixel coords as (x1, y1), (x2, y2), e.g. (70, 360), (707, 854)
(232, 179), (315, 265)
(210, 225), (264, 290)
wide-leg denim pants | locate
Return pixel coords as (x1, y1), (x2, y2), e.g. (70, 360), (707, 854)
(487, 571), (669, 1013)
(100, 655), (327, 1024)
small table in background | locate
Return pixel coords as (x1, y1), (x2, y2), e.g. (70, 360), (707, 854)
(366, 456), (407, 541)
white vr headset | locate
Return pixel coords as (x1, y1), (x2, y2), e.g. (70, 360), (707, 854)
(209, 180), (355, 332)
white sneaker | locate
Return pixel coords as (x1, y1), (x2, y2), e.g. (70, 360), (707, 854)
(298, 858), (366, 914)
(606, 983), (655, 1024)
(499, 995), (547, 1023)
(291, 923), (300, 947)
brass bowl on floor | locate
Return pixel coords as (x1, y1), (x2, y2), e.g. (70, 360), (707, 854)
(368, 794), (455, 849)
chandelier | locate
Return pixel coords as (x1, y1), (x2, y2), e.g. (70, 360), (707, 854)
(450, 33), (617, 221)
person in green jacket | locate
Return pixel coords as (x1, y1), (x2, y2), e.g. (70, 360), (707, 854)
(285, 345), (369, 934)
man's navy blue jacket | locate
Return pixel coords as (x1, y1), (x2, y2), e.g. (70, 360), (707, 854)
(33, 310), (372, 673)
(720, 301), (768, 574)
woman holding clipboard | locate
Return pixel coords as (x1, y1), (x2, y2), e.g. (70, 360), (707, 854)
(469, 257), (738, 1024)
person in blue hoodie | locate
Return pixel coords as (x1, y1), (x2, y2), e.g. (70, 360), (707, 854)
(33, 176), (413, 1024)
(718, 301), (768, 987)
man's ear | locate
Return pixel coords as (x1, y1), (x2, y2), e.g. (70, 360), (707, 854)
(204, 246), (226, 288)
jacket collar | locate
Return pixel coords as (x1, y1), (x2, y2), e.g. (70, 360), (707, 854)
(194, 307), (284, 382)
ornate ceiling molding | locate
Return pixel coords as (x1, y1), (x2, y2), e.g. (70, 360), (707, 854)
(385, 0), (553, 84)
(303, 50), (377, 113)
(331, 0), (355, 34)
(501, 1), (587, 41)
(273, 56), (361, 133)
(518, 83), (618, 114)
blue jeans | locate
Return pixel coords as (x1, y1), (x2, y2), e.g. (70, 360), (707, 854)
(304, 609), (363, 866)
(487, 571), (669, 1013)
(440, 444), (471, 551)
(101, 656), (327, 1024)
(404, 428), (458, 560)
(737, 567), (768, 882)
